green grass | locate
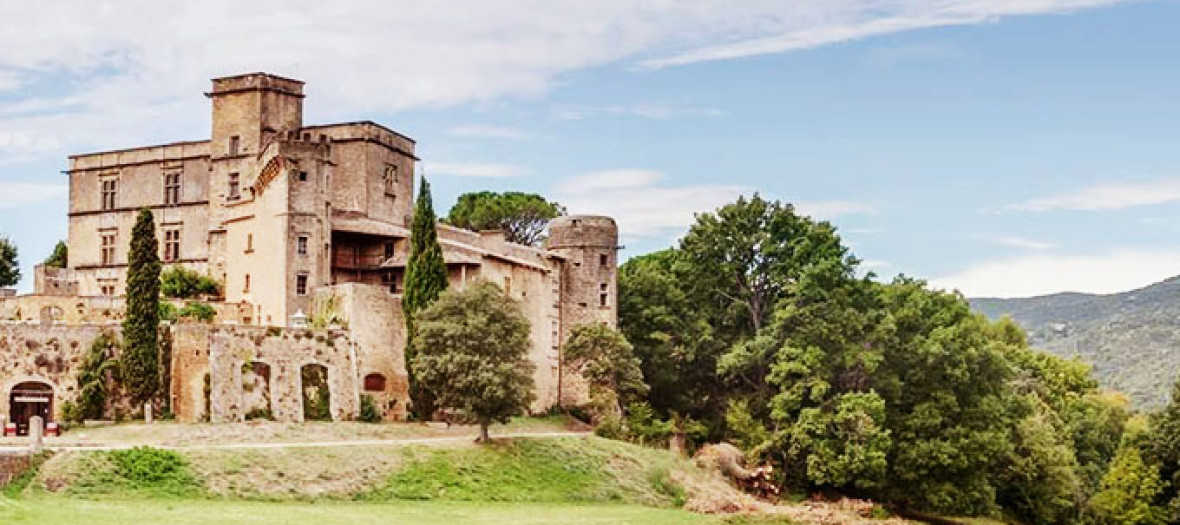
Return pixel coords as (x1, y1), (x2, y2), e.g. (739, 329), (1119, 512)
(0, 498), (717, 525)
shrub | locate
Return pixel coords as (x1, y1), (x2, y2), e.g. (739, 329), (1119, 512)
(158, 301), (178, 322)
(105, 447), (198, 495)
(359, 394), (383, 423)
(160, 265), (221, 299)
(244, 408), (273, 421)
(177, 301), (216, 322)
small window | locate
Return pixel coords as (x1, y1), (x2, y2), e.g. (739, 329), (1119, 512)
(243, 274), (251, 293)
(163, 228), (181, 262)
(297, 171), (308, 182)
(229, 135), (240, 156)
(383, 164), (398, 196)
(599, 283), (608, 307)
(100, 178), (118, 210)
(228, 173), (241, 200)
(599, 254), (608, 266)
(364, 373), (387, 392)
(384, 242), (394, 260)
(296, 274), (308, 296)
(297, 236), (308, 255)
(163, 171), (181, 205)
(100, 232), (117, 265)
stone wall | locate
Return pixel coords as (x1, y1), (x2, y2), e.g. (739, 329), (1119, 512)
(0, 323), (112, 423)
(0, 452), (31, 487)
(171, 324), (359, 423)
(0, 294), (249, 326)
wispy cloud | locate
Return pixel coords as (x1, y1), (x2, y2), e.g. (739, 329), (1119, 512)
(553, 103), (726, 121)
(932, 248), (1180, 298)
(980, 235), (1056, 250)
(1006, 179), (1180, 212)
(0, 181), (67, 209)
(448, 124), (530, 140)
(424, 162), (528, 178)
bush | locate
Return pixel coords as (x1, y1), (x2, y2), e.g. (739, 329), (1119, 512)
(359, 394), (383, 423)
(158, 301), (177, 322)
(244, 408), (273, 421)
(160, 265), (221, 299)
(105, 447), (198, 495)
(177, 301), (216, 322)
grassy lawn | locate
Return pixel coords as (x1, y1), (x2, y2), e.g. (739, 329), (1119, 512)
(0, 498), (721, 525)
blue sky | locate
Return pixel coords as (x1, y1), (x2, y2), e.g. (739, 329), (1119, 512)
(1, 0), (1179, 297)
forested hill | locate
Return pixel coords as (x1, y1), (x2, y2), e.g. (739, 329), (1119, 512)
(971, 275), (1180, 408)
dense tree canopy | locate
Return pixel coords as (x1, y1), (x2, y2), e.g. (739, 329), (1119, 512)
(446, 191), (565, 246)
(410, 281), (535, 442)
(0, 235), (19, 287)
(563, 323), (648, 420)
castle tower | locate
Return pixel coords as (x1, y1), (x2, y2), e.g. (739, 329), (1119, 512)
(547, 215), (619, 405)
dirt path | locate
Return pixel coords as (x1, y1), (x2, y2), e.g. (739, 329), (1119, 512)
(0, 430), (591, 453)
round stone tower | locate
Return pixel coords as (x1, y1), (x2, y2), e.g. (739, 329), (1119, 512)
(547, 215), (619, 406)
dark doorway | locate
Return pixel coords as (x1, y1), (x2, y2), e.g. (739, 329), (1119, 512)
(9, 381), (53, 436)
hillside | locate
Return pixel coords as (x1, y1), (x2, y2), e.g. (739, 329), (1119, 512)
(971, 276), (1180, 408)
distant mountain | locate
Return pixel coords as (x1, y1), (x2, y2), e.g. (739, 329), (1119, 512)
(971, 276), (1180, 409)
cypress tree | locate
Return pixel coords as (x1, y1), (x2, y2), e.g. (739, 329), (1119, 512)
(122, 208), (162, 405)
(402, 177), (448, 419)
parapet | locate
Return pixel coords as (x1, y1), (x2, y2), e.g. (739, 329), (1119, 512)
(546, 215), (618, 250)
(208, 73), (305, 98)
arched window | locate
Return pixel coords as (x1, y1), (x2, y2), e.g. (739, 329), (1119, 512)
(363, 373), (387, 392)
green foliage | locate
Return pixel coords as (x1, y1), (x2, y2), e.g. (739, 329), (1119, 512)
(997, 396), (1084, 525)
(2, 452), (48, 498)
(301, 364), (332, 421)
(177, 301), (216, 321)
(359, 394), (383, 423)
(158, 301), (177, 322)
(410, 281), (535, 441)
(563, 323), (648, 419)
(403, 177), (449, 419)
(787, 392), (892, 490)
(0, 235), (18, 287)
(160, 265), (222, 299)
(71, 447), (199, 497)
(122, 208), (162, 404)
(43, 240), (68, 268)
(73, 331), (119, 421)
(446, 191), (565, 246)
(1089, 431), (1168, 525)
(1147, 378), (1180, 508)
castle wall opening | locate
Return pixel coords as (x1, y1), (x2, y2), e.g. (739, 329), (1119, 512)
(8, 381), (53, 436)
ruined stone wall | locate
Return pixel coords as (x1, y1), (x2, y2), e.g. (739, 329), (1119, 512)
(173, 324), (359, 423)
(0, 295), (247, 326)
(0, 323), (112, 423)
(316, 284), (409, 420)
(0, 452), (31, 487)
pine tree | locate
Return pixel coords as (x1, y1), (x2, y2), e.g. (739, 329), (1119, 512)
(402, 177), (448, 419)
(122, 208), (162, 405)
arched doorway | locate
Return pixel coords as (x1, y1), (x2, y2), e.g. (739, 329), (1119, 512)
(9, 381), (53, 436)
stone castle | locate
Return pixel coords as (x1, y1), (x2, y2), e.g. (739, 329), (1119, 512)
(0, 73), (617, 433)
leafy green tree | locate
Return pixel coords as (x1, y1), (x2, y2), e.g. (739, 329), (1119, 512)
(1147, 378), (1180, 509)
(618, 249), (726, 434)
(1064, 392), (1131, 495)
(410, 281), (535, 442)
(75, 332), (120, 421)
(122, 208), (162, 405)
(563, 323), (648, 419)
(402, 177), (449, 419)
(446, 191), (565, 246)
(177, 301), (216, 321)
(786, 391), (892, 490)
(997, 396), (1084, 525)
(1091, 418), (1168, 525)
(44, 240), (68, 268)
(0, 235), (19, 287)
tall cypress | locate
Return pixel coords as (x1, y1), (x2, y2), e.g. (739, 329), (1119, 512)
(123, 208), (162, 406)
(402, 177), (448, 419)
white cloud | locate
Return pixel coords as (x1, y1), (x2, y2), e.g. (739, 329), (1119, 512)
(795, 200), (877, 221)
(0, 1), (1131, 164)
(424, 162), (528, 178)
(554, 169), (748, 239)
(553, 104), (726, 120)
(1007, 179), (1180, 212)
(0, 181), (67, 208)
(931, 248), (1180, 298)
(981, 235), (1056, 250)
(448, 125), (529, 140)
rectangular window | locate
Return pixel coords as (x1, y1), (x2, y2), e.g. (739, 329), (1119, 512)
(297, 236), (308, 255)
(600, 253), (608, 266)
(297, 171), (308, 182)
(100, 232), (117, 265)
(384, 242), (394, 260)
(383, 164), (398, 196)
(163, 171), (181, 205)
(228, 173), (240, 200)
(99, 280), (117, 297)
(296, 274), (308, 296)
(101, 179), (118, 210)
(229, 136), (240, 156)
(163, 228), (180, 262)
(599, 283), (608, 307)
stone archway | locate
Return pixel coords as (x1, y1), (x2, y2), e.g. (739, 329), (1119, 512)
(8, 381), (53, 436)
(300, 364), (331, 421)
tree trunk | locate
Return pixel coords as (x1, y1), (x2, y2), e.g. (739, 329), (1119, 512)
(477, 422), (490, 443)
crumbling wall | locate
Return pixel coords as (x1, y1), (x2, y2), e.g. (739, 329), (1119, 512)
(318, 283), (408, 421)
(0, 323), (112, 423)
